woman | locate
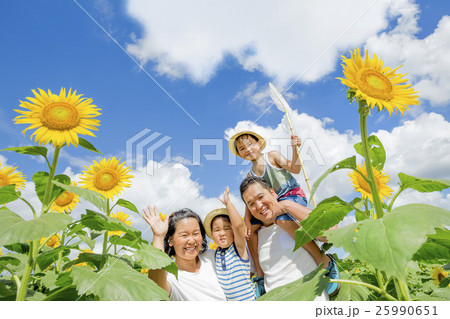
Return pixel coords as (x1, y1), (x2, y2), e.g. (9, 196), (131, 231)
(143, 205), (226, 301)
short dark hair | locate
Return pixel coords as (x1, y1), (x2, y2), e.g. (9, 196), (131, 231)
(234, 134), (259, 153)
(239, 176), (271, 201)
(211, 214), (231, 229)
(164, 208), (208, 256)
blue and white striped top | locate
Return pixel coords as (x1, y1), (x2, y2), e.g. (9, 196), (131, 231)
(215, 243), (256, 301)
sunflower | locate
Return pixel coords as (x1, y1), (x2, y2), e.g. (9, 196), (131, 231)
(0, 162), (26, 191)
(50, 181), (80, 214)
(79, 157), (133, 200)
(159, 212), (167, 222)
(431, 266), (448, 286)
(209, 242), (218, 251)
(108, 212), (132, 237)
(338, 48), (419, 116)
(40, 234), (61, 248)
(141, 268), (149, 275)
(349, 163), (393, 203)
(14, 88), (101, 147)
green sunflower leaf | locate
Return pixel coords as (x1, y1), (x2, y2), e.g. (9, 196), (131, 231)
(134, 244), (178, 279)
(294, 196), (356, 251)
(62, 252), (106, 271)
(257, 267), (328, 301)
(354, 135), (386, 170)
(413, 228), (450, 263)
(78, 137), (101, 154)
(0, 256), (21, 268)
(325, 204), (450, 280)
(309, 156), (357, 202)
(115, 198), (139, 214)
(70, 258), (169, 301)
(109, 233), (143, 249)
(1, 146), (48, 159)
(398, 173), (450, 193)
(0, 184), (20, 205)
(36, 246), (72, 271)
(0, 207), (72, 245)
(33, 172), (70, 206)
(79, 209), (140, 237)
(53, 181), (107, 213)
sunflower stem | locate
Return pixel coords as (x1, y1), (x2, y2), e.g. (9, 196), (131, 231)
(387, 186), (405, 213)
(16, 239), (39, 301)
(329, 279), (398, 301)
(358, 109), (385, 219)
(41, 145), (62, 215)
(101, 199), (111, 269)
(19, 197), (37, 220)
(56, 232), (66, 274)
(397, 278), (412, 301)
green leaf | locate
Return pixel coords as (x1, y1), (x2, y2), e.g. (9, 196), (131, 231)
(79, 210), (141, 237)
(439, 277), (450, 288)
(399, 173), (450, 193)
(354, 135), (386, 170)
(36, 246), (72, 271)
(413, 228), (450, 263)
(38, 271), (60, 291)
(0, 207), (72, 245)
(331, 275), (370, 301)
(76, 234), (96, 250)
(310, 156), (357, 201)
(258, 267), (328, 301)
(62, 252), (108, 271)
(0, 185), (20, 205)
(70, 259), (169, 300)
(325, 204), (450, 280)
(115, 198), (139, 214)
(134, 244), (178, 278)
(33, 172), (70, 205)
(78, 137), (101, 154)
(109, 233), (142, 249)
(43, 286), (81, 301)
(0, 256), (21, 267)
(1, 146), (48, 159)
(3, 243), (29, 254)
(293, 196), (355, 251)
(53, 181), (107, 212)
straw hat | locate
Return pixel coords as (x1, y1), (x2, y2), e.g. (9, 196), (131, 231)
(204, 208), (229, 239)
(228, 130), (266, 157)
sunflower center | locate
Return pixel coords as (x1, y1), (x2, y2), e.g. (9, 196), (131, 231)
(55, 191), (75, 206)
(438, 273), (446, 282)
(41, 102), (80, 130)
(93, 169), (119, 191)
(356, 69), (393, 101)
(0, 175), (8, 187)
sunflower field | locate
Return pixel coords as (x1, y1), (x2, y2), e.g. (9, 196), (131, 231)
(1, 48), (449, 301)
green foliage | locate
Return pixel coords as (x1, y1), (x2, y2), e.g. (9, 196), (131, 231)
(36, 246), (72, 271)
(0, 208), (72, 245)
(0, 256), (21, 268)
(70, 258), (169, 301)
(354, 135), (386, 170)
(293, 196), (357, 251)
(80, 209), (141, 237)
(413, 228), (450, 263)
(258, 267), (328, 301)
(1, 146), (48, 160)
(33, 172), (70, 205)
(115, 198), (140, 214)
(325, 204), (450, 280)
(0, 185), (20, 205)
(398, 173), (450, 193)
(53, 181), (107, 212)
(134, 244), (178, 278)
(78, 137), (102, 154)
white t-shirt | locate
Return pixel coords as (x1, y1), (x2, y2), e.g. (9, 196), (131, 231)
(166, 249), (227, 301)
(258, 224), (329, 301)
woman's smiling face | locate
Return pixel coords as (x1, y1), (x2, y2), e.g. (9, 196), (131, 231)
(169, 217), (203, 261)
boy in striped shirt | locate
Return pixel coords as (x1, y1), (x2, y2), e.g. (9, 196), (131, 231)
(204, 187), (256, 301)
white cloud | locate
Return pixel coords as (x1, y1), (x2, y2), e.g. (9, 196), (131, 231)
(126, 0), (415, 85)
(366, 10), (450, 106)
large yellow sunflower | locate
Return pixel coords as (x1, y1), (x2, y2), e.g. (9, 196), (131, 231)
(40, 234), (61, 248)
(108, 211), (132, 237)
(0, 162), (26, 191)
(79, 157), (133, 200)
(349, 163), (393, 203)
(338, 48), (419, 116)
(50, 181), (80, 214)
(14, 88), (101, 147)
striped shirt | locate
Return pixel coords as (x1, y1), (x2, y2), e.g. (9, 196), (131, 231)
(215, 243), (256, 301)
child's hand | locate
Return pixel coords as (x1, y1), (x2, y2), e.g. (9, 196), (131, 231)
(291, 134), (301, 147)
(219, 186), (230, 206)
(143, 205), (169, 237)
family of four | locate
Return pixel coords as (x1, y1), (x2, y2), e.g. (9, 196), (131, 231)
(142, 130), (340, 301)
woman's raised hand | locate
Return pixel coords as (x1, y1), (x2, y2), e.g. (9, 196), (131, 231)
(143, 205), (168, 238)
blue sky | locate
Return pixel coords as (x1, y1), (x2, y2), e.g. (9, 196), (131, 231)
(1, 0), (450, 240)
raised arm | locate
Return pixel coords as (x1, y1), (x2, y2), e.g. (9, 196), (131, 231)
(142, 205), (171, 294)
(219, 187), (248, 259)
(268, 135), (302, 174)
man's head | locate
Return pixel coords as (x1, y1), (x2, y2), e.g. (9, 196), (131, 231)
(240, 176), (279, 226)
